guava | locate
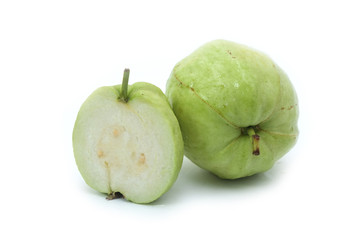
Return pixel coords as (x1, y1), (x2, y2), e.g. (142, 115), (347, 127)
(73, 69), (183, 203)
(166, 40), (299, 179)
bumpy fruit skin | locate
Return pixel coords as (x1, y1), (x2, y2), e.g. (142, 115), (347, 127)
(166, 40), (299, 179)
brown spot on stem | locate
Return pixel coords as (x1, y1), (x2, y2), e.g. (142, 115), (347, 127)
(253, 149), (260, 155)
(252, 134), (260, 156)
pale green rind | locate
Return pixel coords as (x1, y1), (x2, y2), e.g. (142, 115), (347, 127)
(73, 83), (183, 203)
(166, 39), (299, 179)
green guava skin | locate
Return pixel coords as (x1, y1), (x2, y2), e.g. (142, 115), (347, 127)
(166, 40), (299, 179)
(73, 81), (183, 203)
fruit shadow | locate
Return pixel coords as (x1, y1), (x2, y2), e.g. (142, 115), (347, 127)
(155, 157), (287, 205)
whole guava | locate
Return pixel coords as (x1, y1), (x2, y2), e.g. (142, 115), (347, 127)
(166, 40), (299, 179)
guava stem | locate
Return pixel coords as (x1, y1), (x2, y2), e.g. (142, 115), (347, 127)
(247, 127), (260, 156)
(120, 68), (130, 102)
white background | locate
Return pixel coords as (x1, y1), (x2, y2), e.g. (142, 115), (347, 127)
(1, 0), (359, 239)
